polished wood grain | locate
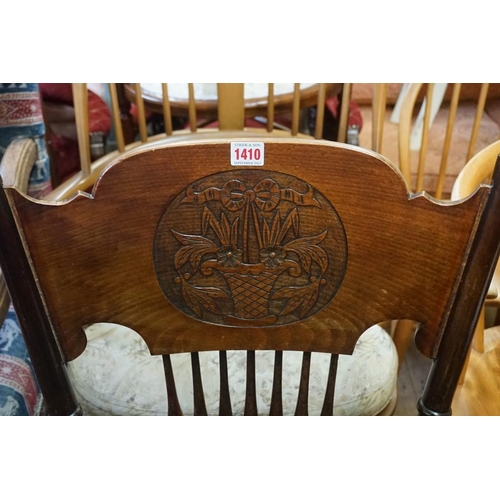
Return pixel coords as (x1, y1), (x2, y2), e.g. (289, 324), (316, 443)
(5, 139), (490, 366)
(0, 176), (80, 416)
(4, 137), (500, 416)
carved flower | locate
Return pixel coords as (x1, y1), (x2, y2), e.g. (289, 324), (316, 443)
(260, 245), (286, 268)
(217, 245), (242, 267)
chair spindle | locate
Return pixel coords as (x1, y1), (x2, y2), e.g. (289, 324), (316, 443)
(188, 84), (197, 132)
(338, 83), (353, 144)
(267, 83), (275, 133)
(218, 350), (232, 416)
(295, 351), (311, 416)
(435, 83), (461, 199)
(191, 352), (208, 416)
(321, 354), (339, 416)
(244, 350), (258, 415)
(269, 350), (283, 416)
(108, 83), (126, 153)
(162, 355), (183, 416)
(133, 83), (148, 144)
(314, 83), (327, 140)
(466, 83), (489, 162)
(291, 83), (301, 136)
(416, 83), (434, 192)
(72, 83), (91, 177)
(161, 84), (173, 136)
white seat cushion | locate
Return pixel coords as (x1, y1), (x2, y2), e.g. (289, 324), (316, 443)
(67, 323), (397, 416)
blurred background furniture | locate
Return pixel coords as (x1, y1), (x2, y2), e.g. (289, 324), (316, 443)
(122, 83), (347, 139)
(46, 83), (357, 201)
(356, 83), (500, 375)
(38, 83), (112, 186)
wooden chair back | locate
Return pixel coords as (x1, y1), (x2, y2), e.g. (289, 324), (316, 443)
(1, 138), (499, 416)
(49, 83), (351, 202)
(398, 83), (497, 199)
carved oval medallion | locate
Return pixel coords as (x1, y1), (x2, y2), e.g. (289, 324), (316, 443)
(154, 170), (347, 327)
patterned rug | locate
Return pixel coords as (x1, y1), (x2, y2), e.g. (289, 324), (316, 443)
(0, 308), (42, 416)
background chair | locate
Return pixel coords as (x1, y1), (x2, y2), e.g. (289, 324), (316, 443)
(390, 83), (500, 369)
(450, 140), (500, 415)
(45, 83), (355, 201)
(1, 138), (499, 416)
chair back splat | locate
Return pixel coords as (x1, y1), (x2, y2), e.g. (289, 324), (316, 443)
(1, 138), (500, 416)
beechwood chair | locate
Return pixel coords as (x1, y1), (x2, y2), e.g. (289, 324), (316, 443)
(392, 83), (500, 368)
(46, 83), (353, 202)
(0, 138), (499, 416)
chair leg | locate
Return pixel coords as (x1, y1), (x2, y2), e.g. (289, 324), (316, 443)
(458, 307), (485, 385)
(392, 319), (415, 372)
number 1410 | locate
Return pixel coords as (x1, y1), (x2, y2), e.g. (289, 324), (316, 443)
(234, 147), (261, 161)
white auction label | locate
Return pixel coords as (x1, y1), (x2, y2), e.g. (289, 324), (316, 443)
(230, 142), (265, 166)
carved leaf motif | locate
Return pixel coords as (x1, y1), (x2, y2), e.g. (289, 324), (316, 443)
(284, 230), (328, 273)
(272, 280), (321, 318)
(201, 207), (238, 246)
(182, 281), (230, 317)
(277, 208), (299, 244)
(171, 230), (218, 272)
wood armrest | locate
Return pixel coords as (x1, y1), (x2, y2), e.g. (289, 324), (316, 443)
(0, 138), (38, 324)
(0, 138), (38, 194)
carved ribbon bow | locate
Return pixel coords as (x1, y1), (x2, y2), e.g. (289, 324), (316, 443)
(182, 178), (320, 211)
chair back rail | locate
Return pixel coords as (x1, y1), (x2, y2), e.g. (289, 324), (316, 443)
(399, 83), (492, 198)
(48, 83), (351, 200)
(2, 138), (499, 416)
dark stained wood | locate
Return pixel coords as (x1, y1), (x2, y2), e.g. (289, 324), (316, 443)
(295, 351), (311, 416)
(218, 351), (232, 415)
(321, 354), (339, 416)
(244, 350), (257, 416)
(6, 140), (488, 363)
(191, 352), (207, 415)
(2, 138), (500, 417)
(162, 355), (183, 416)
(269, 350), (283, 416)
(0, 177), (81, 416)
(419, 156), (500, 415)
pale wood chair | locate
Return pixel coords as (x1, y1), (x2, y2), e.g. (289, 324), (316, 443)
(393, 83), (499, 368)
(398, 83), (498, 199)
(450, 140), (500, 415)
(0, 137), (499, 416)
(46, 83), (352, 202)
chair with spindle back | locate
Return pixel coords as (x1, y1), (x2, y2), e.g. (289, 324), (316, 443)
(392, 83), (500, 367)
(1, 137), (499, 416)
(450, 140), (500, 415)
(45, 83), (352, 202)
